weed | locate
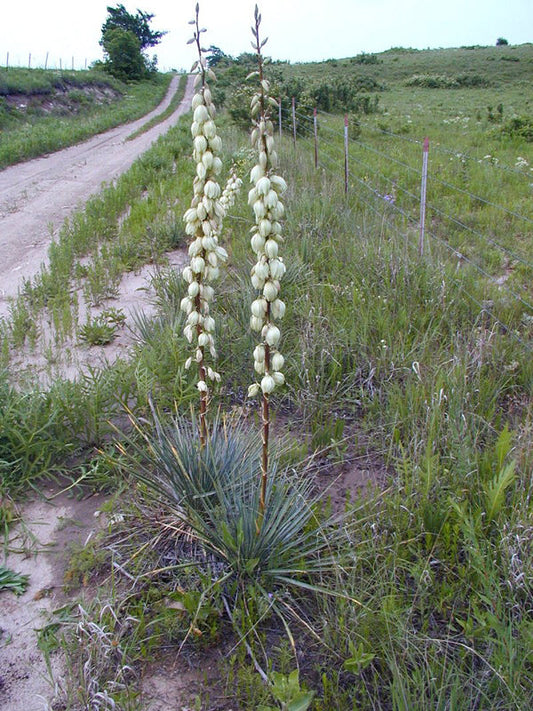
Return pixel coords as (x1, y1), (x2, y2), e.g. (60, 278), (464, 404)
(79, 310), (124, 346)
(0, 564), (29, 594)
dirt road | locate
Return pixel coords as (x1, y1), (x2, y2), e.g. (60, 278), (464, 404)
(0, 73), (194, 319)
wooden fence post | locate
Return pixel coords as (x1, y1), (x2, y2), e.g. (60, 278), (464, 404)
(344, 114), (349, 195)
(419, 137), (429, 256)
(6, 52), (8, 71)
(291, 96), (296, 147)
(278, 96), (282, 139)
(28, 53), (31, 69)
(44, 52), (49, 70)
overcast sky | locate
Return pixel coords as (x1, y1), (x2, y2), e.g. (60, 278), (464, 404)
(1, 0), (532, 71)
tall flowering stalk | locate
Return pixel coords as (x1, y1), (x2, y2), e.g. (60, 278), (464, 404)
(180, 4), (227, 446)
(247, 6), (288, 524)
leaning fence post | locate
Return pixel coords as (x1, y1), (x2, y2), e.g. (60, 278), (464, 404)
(291, 97), (296, 147)
(419, 137), (429, 256)
(28, 53), (31, 69)
(313, 108), (318, 169)
(344, 114), (349, 195)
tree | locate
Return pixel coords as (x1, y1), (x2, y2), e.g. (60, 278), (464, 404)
(101, 4), (166, 49)
(496, 37), (509, 46)
(100, 4), (166, 80)
(102, 28), (146, 81)
(206, 45), (227, 67)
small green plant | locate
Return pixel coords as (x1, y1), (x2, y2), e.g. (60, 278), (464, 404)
(258, 669), (314, 711)
(0, 564), (29, 595)
(79, 310), (125, 346)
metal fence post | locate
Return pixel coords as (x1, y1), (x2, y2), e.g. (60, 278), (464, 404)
(291, 97), (296, 147)
(419, 137), (429, 256)
(344, 114), (349, 195)
(313, 108), (318, 169)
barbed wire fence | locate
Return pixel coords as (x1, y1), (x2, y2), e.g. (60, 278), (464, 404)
(271, 99), (533, 349)
(2, 51), (96, 72)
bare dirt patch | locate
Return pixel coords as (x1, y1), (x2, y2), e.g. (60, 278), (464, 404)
(4, 83), (122, 117)
(10, 248), (188, 386)
(0, 486), (107, 711)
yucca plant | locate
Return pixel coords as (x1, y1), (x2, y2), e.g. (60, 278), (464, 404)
(180, 4), (228, 445)
(115, 408), (349, 604)
(246, 6), (288, 527)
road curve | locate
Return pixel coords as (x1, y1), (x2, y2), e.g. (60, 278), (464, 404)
(0, 74), (194, 318)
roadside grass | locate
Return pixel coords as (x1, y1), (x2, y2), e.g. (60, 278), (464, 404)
(0, 69), (173, 168)
(1, 46), (532, 709)
(126, 73), (186, 140)
(0, 68), (124, 96)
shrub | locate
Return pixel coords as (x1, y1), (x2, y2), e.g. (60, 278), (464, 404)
(499, 114), (533, 141)
(101, 28), (147, 81)
(353, 52), (381, 65)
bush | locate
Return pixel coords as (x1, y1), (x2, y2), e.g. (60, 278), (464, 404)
(405, 73), (488, 89)
(115, 410), (346, 594)
(499, 115), (533, 141)
(0, 371), (69, 492)
(101, 28), (147, 81)
(353, 52), (381, 65)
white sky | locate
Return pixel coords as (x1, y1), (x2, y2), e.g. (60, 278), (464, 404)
(1, 0), (531, 71)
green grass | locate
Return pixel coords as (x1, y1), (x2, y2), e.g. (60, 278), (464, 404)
(0, 67), (123, 96)
(1, 43), (532, 710)
(126, 73), (186, 140)
(0, 69), (173, 168)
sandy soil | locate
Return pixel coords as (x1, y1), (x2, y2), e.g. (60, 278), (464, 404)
(0, 73), (195, 321)
(0, 488), (108, 711)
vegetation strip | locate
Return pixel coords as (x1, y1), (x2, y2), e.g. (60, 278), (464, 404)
(126, 73), (186, 140)
(1, 13), (531, 711)
(0, 69), (172, 169)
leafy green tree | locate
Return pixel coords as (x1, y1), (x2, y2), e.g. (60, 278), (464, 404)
(206, 45), (227, 67)
(496, 37), (509, 46)
(100, 4), (166, 80)
(101, 4), (166, 49)
(102, 27), (146, 80)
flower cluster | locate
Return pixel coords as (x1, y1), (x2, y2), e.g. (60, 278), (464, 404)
(220, 165), (243, 214)
(180, 64), (227, 391)
(247, 76), (288, 398)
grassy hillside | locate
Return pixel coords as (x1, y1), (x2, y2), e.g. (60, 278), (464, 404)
(284, 43), (533, 84)
(0, 68), (173, 168)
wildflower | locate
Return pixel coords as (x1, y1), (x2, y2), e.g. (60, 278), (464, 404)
(180, 4), (227, 443)
(247, 5), (287, 525)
